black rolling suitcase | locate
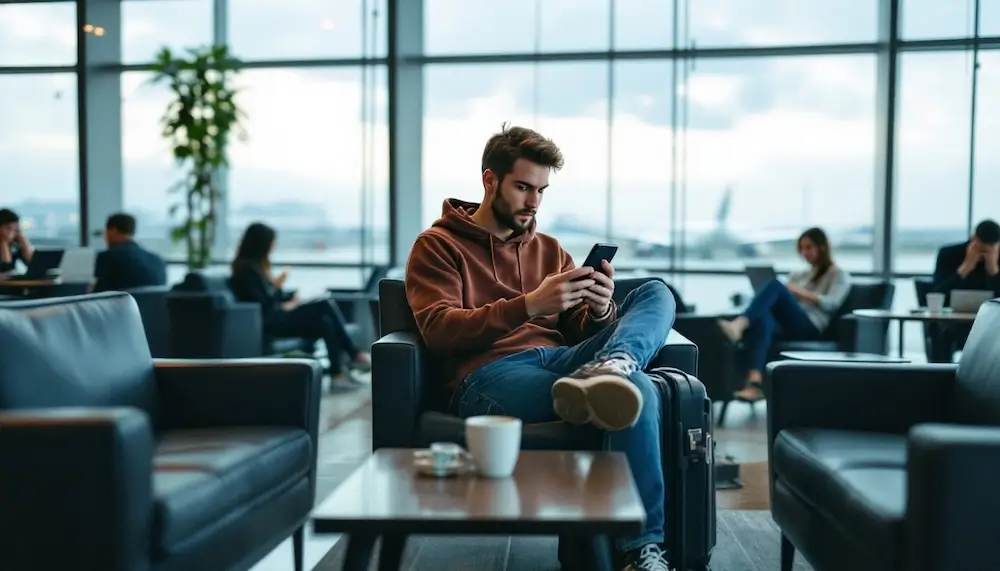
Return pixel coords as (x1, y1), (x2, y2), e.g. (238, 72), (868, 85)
(648, 366), (716, 571)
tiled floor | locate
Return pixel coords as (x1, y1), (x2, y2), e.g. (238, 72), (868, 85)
(250, 382), (773, 571)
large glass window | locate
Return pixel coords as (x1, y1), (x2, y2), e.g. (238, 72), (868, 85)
(972, 51), (1000, 226)
(228, 66), (389, 265)
(0, 74), (80, 247)
(122, 0), (213, 65)
(610, 60), (674, 270)
(121, 71), (186, 258)
(422, 62), (610, 262)
(676, 55), (878, 274)
(228, 0), (388, 61)
(0, 2), (77, 67)
(424, 0), (611, 55)
(894, 52), (974, 274)
(685, 0), (877, 47)
(901, 0), (976, 40)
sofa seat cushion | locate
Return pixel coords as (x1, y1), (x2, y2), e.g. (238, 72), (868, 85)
(773, 428), (907, 554)
(152, 427), (311, 555)
(773, 340), (839, 353)
(418, 411), (600, 451)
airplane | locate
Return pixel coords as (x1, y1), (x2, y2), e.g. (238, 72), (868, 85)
(549, 186), (807, 261)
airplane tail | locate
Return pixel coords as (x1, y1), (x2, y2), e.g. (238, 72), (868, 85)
(715, 186), (732, 227)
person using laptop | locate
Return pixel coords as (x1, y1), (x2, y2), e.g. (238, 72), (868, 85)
(717, 227), (852, 402)
(0, 208), (34, 275)
(228, 222), (370, 384)
(91, 213), (167, 292)
(928, 219), (1000, 362)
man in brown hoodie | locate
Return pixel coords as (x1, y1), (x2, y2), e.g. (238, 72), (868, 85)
(406, 127), (675, 571)
(405, 125), (677, 571)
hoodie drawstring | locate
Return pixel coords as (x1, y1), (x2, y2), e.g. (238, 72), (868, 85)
(517, 243), (524, 292)
(489, 239), (499, 282)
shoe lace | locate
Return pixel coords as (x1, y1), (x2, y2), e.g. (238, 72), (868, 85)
(636, 544), (671, 571)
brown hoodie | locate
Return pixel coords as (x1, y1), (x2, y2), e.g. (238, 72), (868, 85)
(405, 199), (617, 394)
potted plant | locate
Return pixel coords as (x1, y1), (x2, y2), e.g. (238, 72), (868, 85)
(149, 45), (246, 270)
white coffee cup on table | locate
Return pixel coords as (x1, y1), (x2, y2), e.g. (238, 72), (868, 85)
(464, 416), (522, 478)
(926, 292), (945, 313)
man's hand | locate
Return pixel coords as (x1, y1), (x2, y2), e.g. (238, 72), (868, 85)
(985, 243), (1000, 277)
(959, 240), (983, 277)
(525, 266), (596, 318)
(581, 260), (615, 317)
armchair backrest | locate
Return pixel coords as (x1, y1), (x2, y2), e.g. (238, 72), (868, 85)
(822, 280), (895, 341)
(127, 284), (172, 358)
(0, 292), (160, 425)
(378, 278), (418, 336)
(952, 298), (1000, 425)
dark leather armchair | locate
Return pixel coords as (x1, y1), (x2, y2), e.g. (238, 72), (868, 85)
(771, 280), (895, 356)
(0, 292), (323, 571)
(167, 271), (323, 358)
(766, 298), (1000, 571)
(371, 276), (698, 451)
(127, 284), (172, 358)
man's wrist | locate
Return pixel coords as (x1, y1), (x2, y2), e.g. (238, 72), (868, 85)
(588, 302), (613, 320)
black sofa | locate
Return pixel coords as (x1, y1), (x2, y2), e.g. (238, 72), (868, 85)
(0, 292), (323, 571)
(766, 297), (1000, 571)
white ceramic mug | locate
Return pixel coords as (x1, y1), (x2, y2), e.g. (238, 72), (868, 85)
(464, 415), (522, 478)
(926, 292), (945, 313)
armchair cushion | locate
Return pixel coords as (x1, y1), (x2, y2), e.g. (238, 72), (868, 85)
(153, 427), (311, 556)
(773, 428), (906, 554)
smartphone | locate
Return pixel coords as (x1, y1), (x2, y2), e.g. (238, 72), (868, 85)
(580, 243), (618, 275)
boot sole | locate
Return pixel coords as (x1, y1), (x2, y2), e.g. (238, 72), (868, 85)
(551, 374), (643, 431)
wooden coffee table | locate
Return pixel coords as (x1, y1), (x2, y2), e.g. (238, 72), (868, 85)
(312, 448), (645, 571)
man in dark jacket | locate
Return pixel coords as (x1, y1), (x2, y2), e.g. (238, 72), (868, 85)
(928, 219), (1000, 361)
(92, 213), (167, 292)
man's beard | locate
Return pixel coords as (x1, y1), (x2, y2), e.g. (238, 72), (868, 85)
(492, 195), (535, 234)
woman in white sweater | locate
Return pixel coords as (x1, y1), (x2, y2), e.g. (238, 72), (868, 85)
(718, 227), (852, 402)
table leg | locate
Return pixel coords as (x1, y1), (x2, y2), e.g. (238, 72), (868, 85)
(341, 533), (377, 571)
(378, 534), (408, 571)
(575, 535), (615, 571)
(898, 320), (905, 359)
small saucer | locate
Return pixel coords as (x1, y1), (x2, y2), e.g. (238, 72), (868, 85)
(412, 451), (475, 478)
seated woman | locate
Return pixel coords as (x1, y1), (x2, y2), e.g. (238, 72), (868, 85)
(229, 222), (370, 383)
(717, 227), (851, 402)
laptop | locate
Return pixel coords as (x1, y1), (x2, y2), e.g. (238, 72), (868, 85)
(1, 248), (65, 280)
(58, 247), (96, 283)
(950, 289), (994, 313)
(745, 264), (778, 294)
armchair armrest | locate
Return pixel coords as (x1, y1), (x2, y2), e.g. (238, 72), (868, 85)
(767, 361), (956, 445)
(372, 331), (427, 449)
(0, 407), (154, 570)
(154, 358), (323, 434)
(906, 423), (1000, 571)
(649, 329), (699, 376)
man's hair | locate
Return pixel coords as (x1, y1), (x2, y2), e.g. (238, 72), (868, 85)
(975, 219), (1000, 244)
(0, 208), (19, 225)
(106, 212), (136, 235)
(481, 123), (565, 183)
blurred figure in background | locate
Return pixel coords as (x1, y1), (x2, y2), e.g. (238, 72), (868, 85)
(92, 213), (167, 292)
(718, 227), (852, 401)
(0, 208), (33, 275)
(927, 219), (1000, 362)
(229, 222), (371, 383)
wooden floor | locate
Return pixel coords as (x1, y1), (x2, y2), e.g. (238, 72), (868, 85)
(251, 378), (774, 571)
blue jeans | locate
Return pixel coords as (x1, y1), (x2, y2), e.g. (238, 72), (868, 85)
(453, 280), (677, 553)
(743, 278), (820, 372)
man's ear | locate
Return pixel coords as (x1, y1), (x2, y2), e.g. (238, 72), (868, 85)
(482, 169), (498, 196)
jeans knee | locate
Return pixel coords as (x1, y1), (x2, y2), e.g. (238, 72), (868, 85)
(631, 280), (676, 311)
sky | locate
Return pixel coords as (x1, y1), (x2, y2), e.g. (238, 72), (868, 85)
(1, 0), (999, 251)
